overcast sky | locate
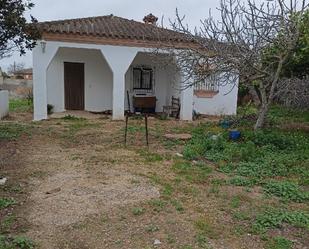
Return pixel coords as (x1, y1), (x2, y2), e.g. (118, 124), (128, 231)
(0, 0), (222, 70)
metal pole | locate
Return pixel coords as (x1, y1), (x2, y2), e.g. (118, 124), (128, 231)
(125, 114), (129, 145)
(145, 114), (149, 146)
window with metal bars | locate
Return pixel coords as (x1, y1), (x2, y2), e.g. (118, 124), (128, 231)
(194, 74), (219, 92)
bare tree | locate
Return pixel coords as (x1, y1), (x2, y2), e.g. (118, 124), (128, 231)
(7, 62), (25, 75)
(161, 0), (308, 129)
(276, 76), (309, 108)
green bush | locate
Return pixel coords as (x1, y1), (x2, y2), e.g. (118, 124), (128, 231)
(265, 236), (293, 249)
(0, 198), (16, 209)
(253, 209), (309, 233)
(132, 207), (145, 216)
(248, 131), (297, 150)
(263, 181), (309, 202)
(229, 177), (256, 187)
(13, 236), (34, 249)
(0, 235), (34, 249)
(9, 99), (32, 113)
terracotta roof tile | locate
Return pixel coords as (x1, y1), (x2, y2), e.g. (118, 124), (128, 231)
(36, 15), (194, 45)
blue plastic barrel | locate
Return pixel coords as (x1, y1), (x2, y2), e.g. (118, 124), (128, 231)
(229, 130), (241, 141)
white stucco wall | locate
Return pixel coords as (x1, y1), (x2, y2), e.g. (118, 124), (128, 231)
(33, 41), (141, 120)
(47, 48), (113, 112)
(0, 90), (9, 119)
(33, 40), (238, 121)
(47, 49), (176, 114)
(194, 78), (239, 116)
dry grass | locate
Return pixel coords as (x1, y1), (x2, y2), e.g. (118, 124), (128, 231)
(1, 110), (308, 249)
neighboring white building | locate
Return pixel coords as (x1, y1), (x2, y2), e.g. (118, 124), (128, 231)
(0, 90), (9, 119)
(0, 67), (4, 85)
(33, 14), (238, 121)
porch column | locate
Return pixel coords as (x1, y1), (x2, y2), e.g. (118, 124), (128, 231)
(33, 42), (58, 121)
(101, 47), (138, 120)
(179, 76), (194, 121)
(180, 86), (194, 121)
(112, 72), (126, 120)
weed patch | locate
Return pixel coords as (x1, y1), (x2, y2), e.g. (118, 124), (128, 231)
(0, 198), (16, 209)
(171, 199), (184, 212)
(9, 99), (32, 113)
(172, 161), (212, 183)
(229, 176), (256, 187)
(265, 236), (293, 249)
(194, 217), (221, 239)
(263, 181), (309, 203)
(0, 215), (16, 233)
(148, 199), (167, 212)
(0, 235), (35, 249)
(253, 209), (309, 233)
(146, 224), (159, 233)
(184, 125), (309, 185)
(0, 123), (32, 140)
(230, 196), (241, 209)
(132, 207), (145, 216)
(138, 150), (163, 162)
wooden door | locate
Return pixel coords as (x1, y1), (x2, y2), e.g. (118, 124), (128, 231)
(64, 62), (85, 110)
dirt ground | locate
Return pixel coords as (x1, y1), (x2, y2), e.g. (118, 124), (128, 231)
(0, 111), (303, 249)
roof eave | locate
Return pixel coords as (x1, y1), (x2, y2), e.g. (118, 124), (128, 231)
(41, 32), (197, 50)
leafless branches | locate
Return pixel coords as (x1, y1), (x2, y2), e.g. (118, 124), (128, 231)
(156, 0), (308, 129)
(276, 76), (309, 108)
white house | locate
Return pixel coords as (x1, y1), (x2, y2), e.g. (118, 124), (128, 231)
(33, 14), (238, 121)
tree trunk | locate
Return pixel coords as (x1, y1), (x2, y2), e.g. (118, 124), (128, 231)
(254, 103), (269, 130)
(254, 82), (269, 130)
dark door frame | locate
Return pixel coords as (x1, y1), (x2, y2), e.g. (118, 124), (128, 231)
(64, 62), (85, 110)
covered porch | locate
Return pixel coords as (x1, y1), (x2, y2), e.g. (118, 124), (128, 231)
(33, 41), (194, 121)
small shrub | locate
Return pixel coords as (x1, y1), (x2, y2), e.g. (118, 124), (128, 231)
(146, 224), (159, 232)
(149, 199), (166, 212)
(0, 198), (16, 209)
(47, 104), (54, 115)
(132, 207), (145, 216)
(171, 199), (184, 212)
(263, 181), (309, 202)
(230, 196), (241, 209)
(253, 209), (309, 233)
(1, 215), (16, 232)
(13, 236), (35, 249)
(162, 183), (174, 198)
(0, 235), (34, 249)
(265, 236), (293, 249)
(229, 177), (256, 187)
(248, 131), (297, 150)
(195, 233), (208, 247)
(232, 211), (250, 221)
